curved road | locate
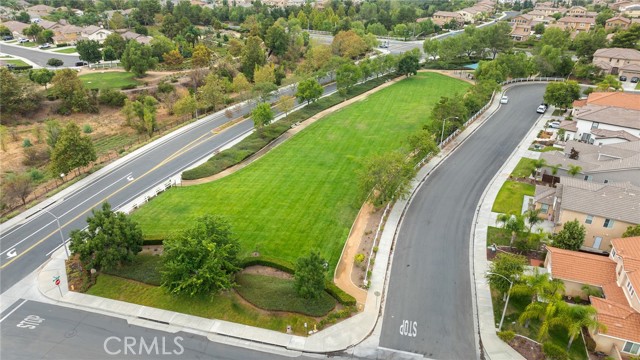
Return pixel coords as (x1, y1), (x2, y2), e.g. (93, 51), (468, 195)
(1, 42), (80, 67)
(380, 83), (547, 358)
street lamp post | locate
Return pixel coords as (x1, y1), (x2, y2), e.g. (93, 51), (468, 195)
(440, 116), (459, 146)
(41, 209), (69, 258)
(486, 272), (514, 331)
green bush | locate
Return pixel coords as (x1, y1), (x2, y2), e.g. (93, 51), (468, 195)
(317, 305), (356, 329)
(121, 84), (137, 90)
(543, 342), (569, 360)
(28, 168), (45, 182)
(98, 89), (128, 107)
(325, 281), (357, 306)
(354, 253), (365, 264)
(497, 330), (515, 343)
(240, 255), (295, 273)
(157, 81), (175, 94)
(22, 139), (33, 148)
(83, 124), (93, 134)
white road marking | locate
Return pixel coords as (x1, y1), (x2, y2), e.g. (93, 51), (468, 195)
(0, 299), (28, 323)
(6, 248), (17, 258)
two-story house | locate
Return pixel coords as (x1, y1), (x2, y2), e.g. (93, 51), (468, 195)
(534, 177), (640, 253)
(605, 16), (640, 31)
(548, 16), (595, 37)
(565, 5), (598, 18)
(431, 11), (465, 27)
(593, 47), (640, 77)
(544, 237), (640, 358)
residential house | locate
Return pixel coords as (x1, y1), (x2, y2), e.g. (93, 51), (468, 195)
(565, 5), (598, 18)
(80, 25), (111, 43)
(104, 9), (133, 20)
(620, 2), (640, 17)
(534, 177), (640, 253)
(526, 10), (556, 23)
(510, 14), (549, 41)
(611, 0), (636, 11)
(605, 16), (640, 31)
(51, 24), (83, 44)
(540, 140), (640, 186)
(117, 30), (152, 44)
(457, 1), (495, 23)
(548, 16), (595, 37)
(431, 11), (465, 27)
(562, 92), (640, 144)
(593, 48), (640, 77)
(544, 237), (640, 358)
(26, 4), (54, 18)
(1, 20), (28, 39)
(533, 3), (566, 16)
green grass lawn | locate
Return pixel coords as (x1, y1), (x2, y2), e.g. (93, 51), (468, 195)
(492, 180), (535, 214)
(93, 133), (140, 156)
(486, 226), (540, 248)
(236, 274), (335, 316)
(103, 254), (162, 286)
(20, 42), (37, 47)
(492, 290), (588, 360)
(87, 274), (318, 335)
(511, 157), (536, 178)
(636, 82), (640, 90)
(79, 71), (141, 90)
(131, 73), (470, 272)
(52, 47), (77, 54)
(2, 59), (29, 67)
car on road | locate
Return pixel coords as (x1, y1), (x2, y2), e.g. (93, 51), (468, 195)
(619, 75), (627, 81)
(2, 35), (13, 41)
(536, 104), (548, 114)
(500, 95), (509, 104)
(18, 38), (29, 43)
(75, 61), (88, 66)
(548, 121), (561, 128)
(38, 43), (51, 49)
(631, 77), (639, 83)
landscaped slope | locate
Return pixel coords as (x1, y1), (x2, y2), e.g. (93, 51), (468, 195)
(131, 72), (470, 271)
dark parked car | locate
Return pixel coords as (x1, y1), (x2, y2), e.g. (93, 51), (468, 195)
(631, 77), (639, 83)
(75, 61), (88, 67)
(2, 35), (13, 41)
(619, 75), (627, 82)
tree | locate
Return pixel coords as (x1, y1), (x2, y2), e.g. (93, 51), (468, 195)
(622, 225), (640, 238)
(525, 209), (542, 233)
(161, 215), (240, 296)
(553, 220), (586, 250)
(253, 63), (276, 86)
(431, 96), (468, 131)
(47, 58), (64, 68)
(2, 173), (33, 206)
(573, 29), (607, 61)
(610, 24), (640, 49)
(511, 269), (565, 327)
(532, 158), (547, 179)
(162, 49), (183, 68)
(505, 214), (526, 248)
(276, 95), (295, 116)
(76, 40), (102, 64)
(232, 73), (251, 98)
(197, 73), (226, 111)
(538, 27), (570, 51)
(596, 75), (622, 92)
(45, 119), (62, 150)
(51, 69), (95, 113)
(332, 30), (368, 59)
(102, 46), (117, 63)
(397, 51), (419, 77)
(103, 33), (127, 59)
(296, 78), (323, 104)
(568, 165), (582, 177)
(173, 93), (197, 120)
(486, 253), (526, 295)
(241, 36), (266, 82)
(294, 250), (327, 299)
(50, 122), (96, 177)
(480, 22), (512, 59)
(360, 151), (416, 207)
(407, 129), (439, 160)
(69, 202), (143, 271)
(553, 303), (605, 350)
(122, 96), (158, 137)
(0, 68), (42, 118)
(150, 35), (176, 61)
(191, 43), (212, 68)
(29, 68), (54, 89)
(336, 62), (361, 96)
(121, 41), (157, 77)
(23, 23), (43, 42)
(251, 102), (274, 129)
(543, 81), (581, 109)
(265, 23), (289, 57)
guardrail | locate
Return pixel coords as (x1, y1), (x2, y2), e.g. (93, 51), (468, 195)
(502, 77), (565, 85)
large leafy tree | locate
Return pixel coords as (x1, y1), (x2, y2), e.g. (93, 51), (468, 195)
(122, 95), (158, 137)
(76, 40), (102, 64)
(121, 41), (157, 77)
(265, 23), (289, 57)
(51, 69), (95, 113)
(397, 51), (420, 77)
(49, 122), (96, 176)
(103, 33), (127, 59)
(162, 215), (240, 297)
(241, 36), (266, 82)
(251, 102), (274, 129)
(332, 30), (368, 59)
(479, 22), (512, 59)
(543, 81), (581, 109)
(336, 62), (362, 96)
(294, 250), (327, 299)
(296, 78), (323, 104)
(553, 219), (586, 250)
(197, 73), (226, 111)
(360, 151), (416, 207)
(486, 253), (526, 296)
(407, 129), (439, 160)
(29, 68), (55, 90)
(0, 68), (42, 118)
(70, 202), (143, 271)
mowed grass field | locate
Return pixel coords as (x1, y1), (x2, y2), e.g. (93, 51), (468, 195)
(79, 71), (141, 90)
(131, 73), (470, 271)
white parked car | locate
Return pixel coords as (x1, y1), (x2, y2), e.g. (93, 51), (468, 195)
(500, 96), (509, 104)
(548, 121), (561, 128)
(18, 38), (29, 43)
(38, 43), (51, 49)
(536, 104), (548, 114)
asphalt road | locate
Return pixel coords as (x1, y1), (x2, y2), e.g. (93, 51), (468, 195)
(0, 42), (80, 67)
(0, 80), (337, 294)
(379, 83), (547, 359)
(0, 300), (333, 360)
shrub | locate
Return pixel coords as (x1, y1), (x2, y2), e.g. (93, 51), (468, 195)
(22, 146), (50, 167)
(317, 305), (356, 329)
(157, 81), (175, 94)
(573, 295), (582, 303)
(354, 253), (365, 264)
(373, 246), (378, 253)
(497, 330), (515, 343)
(27, 168), (45, 182)
(83, 124), (93, 134)
(22, 139), (33, 148)
(542, 342), (569, 360)
(240, 255), (294, 273)
(121, 84), (137, 90)
(325, 282), (357, 306)
(98, 89), (127, 107)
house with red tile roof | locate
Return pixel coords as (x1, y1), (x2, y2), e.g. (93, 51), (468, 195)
(545, 238), (640, 357)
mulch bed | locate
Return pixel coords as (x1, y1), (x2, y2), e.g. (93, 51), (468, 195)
(509, 335), (544, 360)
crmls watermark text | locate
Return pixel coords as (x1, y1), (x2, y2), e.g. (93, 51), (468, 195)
(104, 336), (185, 356)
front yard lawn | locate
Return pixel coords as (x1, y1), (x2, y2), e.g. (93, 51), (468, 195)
(87, 274), (320, 335)
(52, 47), (77, 54)
(236, 274), (335, 317)
(3, 59), (30, 67)
(102, 254), (162, 286)
(487, 226), (533, 247)
(492, 180), (535, 215)
(79, 71), (141, 90)
(131, 72), (470, 272)
(511, 157), (536, 178)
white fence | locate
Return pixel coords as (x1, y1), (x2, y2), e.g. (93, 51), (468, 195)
(118, 174), (181, 215)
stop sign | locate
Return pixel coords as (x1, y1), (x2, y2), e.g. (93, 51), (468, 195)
(55, 279), (60, 286)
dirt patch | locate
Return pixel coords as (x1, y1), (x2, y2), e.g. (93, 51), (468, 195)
(508, 335), (544, 360)
(241, 265), (292, 280)
(140, 245), (163, 256)
(419, 69), (476, 85)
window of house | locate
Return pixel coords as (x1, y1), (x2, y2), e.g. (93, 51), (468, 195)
(591, 122), (599, 129)
(604, 218), (615, 228)
(584, 175), (593, 181)
(623, 341), (640, 355)
(611, 248), (616, 258)
(585, 215), (593, 224)
(627, 280), (636, 298)
(540, 204), (549, 214)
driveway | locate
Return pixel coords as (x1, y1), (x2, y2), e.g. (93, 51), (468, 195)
(379, 83), (547, 359)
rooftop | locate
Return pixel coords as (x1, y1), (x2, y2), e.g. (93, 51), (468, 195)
(579, 92), (640, 111)
(593, 47), (640, 61)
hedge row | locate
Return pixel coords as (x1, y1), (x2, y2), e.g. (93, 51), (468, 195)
(182, 74), (395, 180)
(239, 256), (358, 306)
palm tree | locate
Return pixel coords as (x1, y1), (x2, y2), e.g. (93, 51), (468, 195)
(550, 164), (561, 186)
(512, 270), (565, 327)
(568, 165), (582, 177)
(532, 159), (547, 180)
(505, 214), (525, 248)
(552, 303), (606, 351)
(525, 209), (542, 233)
(496, 213), (511, 228)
